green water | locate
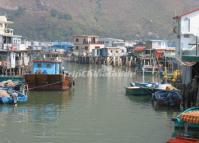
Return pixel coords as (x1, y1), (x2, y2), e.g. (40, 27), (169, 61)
(0, 62), (180, 143)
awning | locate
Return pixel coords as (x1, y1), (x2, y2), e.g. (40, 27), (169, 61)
(183, 62), (197, 67)
(175, 57), (197, 66)
(134, 46), (144, 52)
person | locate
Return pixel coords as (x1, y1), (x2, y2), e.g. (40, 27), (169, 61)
(159, 65), (163, 77)
(62, 66), (65, 74)
(161, 76), (168, 84)
(190, 76), (198, 106)
(11, 91), (18, 105)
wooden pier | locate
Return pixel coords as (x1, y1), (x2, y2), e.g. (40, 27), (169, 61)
(70, 55), (135, 67)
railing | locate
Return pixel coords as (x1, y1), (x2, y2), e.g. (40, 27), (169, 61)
(82, 41), (104, 45)
(182, 46), (199, 57)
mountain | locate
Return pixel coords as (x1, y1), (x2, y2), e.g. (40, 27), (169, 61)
(0, 0), (198, 41)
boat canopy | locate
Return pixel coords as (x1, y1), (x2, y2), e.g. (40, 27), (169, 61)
(181, 111), (199, 124)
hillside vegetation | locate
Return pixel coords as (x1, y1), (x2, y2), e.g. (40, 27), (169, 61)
(0, 0), (199, 41)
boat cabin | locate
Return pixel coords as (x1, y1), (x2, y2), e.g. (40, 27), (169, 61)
(32, 60), (62, 74)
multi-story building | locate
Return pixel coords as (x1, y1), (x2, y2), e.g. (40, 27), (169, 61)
(173, 8), (199, 84)
(0, 16), (30, 75)
(73, 35), (104, 56)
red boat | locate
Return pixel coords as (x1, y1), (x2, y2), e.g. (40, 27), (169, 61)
(167, 136), (199, 143)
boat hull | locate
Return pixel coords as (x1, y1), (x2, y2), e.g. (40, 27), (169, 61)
(24, 74), (73, 91)
(126, 87), (152, 96)
(0, 94), (28, 104)
(167, 136), (199, 143)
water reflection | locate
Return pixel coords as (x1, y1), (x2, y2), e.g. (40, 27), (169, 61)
(29, 90), (73, 122)
(0, 105), (27, 113)
(126, 95), (151, 104)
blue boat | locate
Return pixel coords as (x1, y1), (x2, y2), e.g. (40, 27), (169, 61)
(0, 92), (28, 104)
(0, 83), (28, 104)
(152, 89), (182, 107)
(172, 107), (199, 129)
(0, 93), (28, 104)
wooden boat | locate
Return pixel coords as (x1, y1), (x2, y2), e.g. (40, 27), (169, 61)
(167, 136), (199, 143)
(24, 60), (74, 91)
(172, 107), (199, 129)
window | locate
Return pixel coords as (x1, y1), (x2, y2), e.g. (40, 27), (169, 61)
(76, 46), (79, 50)
(83, 39), (87, 44)
(37, 63), (42, 68)
(95, 46), (100, 49)
(184, 18), (190, 33)
(76, 38), (79, 42)
(46, 63), (51, 68)
(85, 46), (88, 50)
(91, 37), (96, 43)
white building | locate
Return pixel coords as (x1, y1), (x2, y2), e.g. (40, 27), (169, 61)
(173, 9), (199, 84)
(99, 38), (125, 47)
(73, 35), (104, 56)
(0, 16), (30, 74)
(173, 9), (199, 59)
(145, 40), (168, 50)
(92, 37), (127, 57)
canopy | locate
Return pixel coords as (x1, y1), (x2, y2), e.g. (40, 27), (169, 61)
(181, 111), (199, 124)
(52, 42), (73, 50)
(134, 46), (144, 52)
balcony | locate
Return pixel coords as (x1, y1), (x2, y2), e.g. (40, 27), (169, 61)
(4, 28), (13, 36)
(82, 41), (104, 45)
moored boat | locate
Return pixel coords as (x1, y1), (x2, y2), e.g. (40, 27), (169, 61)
(167, 136), (199, 143)
(0, 83), (28, 104)
(126, 82), (156, 96)
(24, 60), (74, 91)
(172, 107), (199, 129)
(126, 82), (178, 96)
(126, 86), (152, 96)
(152, 89), (182, 107)
(0, 91), (28, 104)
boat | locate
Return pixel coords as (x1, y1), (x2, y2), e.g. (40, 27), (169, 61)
(152, 89), (182, 107)
(172, 107), (199, 129)
(126, 82), (155, 96)
(0, 80), (24, 91)
(126, 82), (178, 96)
(167, 136), (199, 143)
(0, 91), (28, 104)
(0, 83), (28, 104)
(0, 75), (24, 82)
(24, 60), (74, 91)
(126, 86), (152, 96)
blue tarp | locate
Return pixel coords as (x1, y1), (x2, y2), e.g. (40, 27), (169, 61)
(52, 42), (74, 50)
